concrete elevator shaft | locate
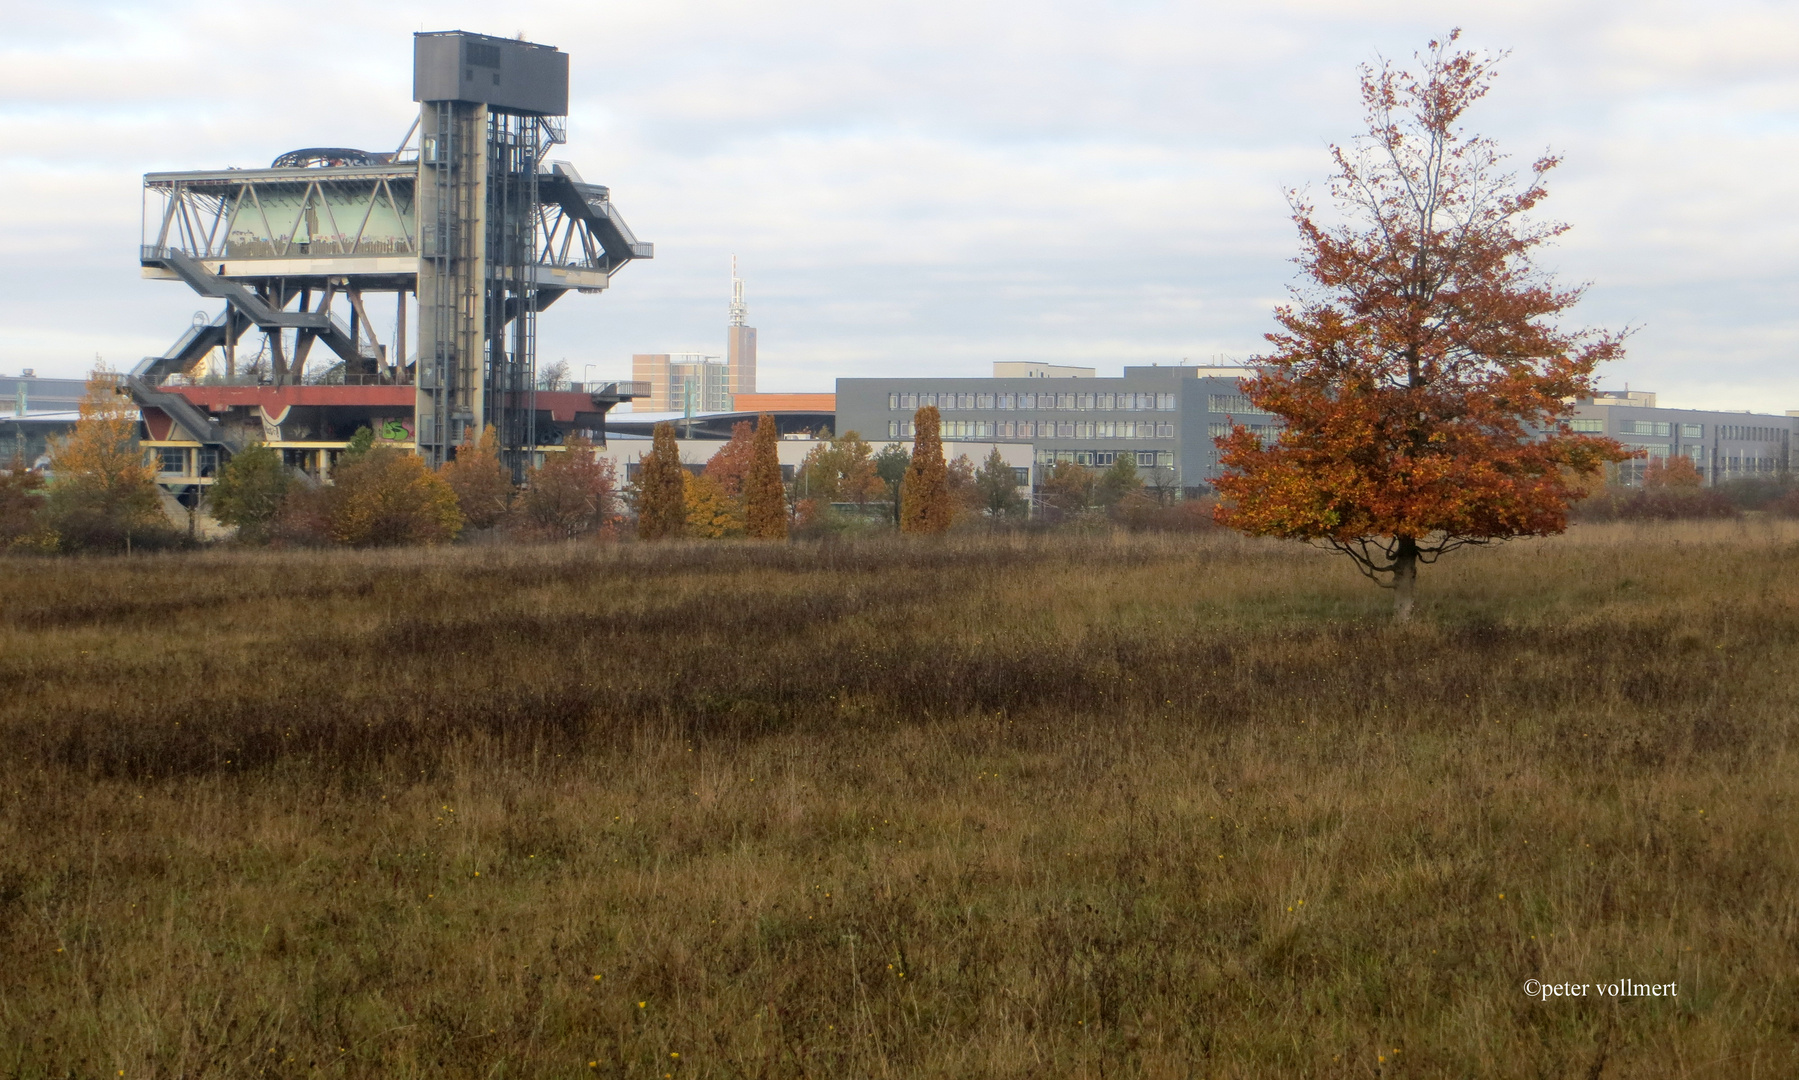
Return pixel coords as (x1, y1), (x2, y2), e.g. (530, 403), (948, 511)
(413, 32), (567, 472)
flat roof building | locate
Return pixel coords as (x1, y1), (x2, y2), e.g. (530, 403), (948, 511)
(840, 367), (1799, 492)
(1570, 395), (1796, 486)
(836, 364), (1267, 491)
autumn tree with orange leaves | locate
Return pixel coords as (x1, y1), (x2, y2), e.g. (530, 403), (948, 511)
(1214, 32), (1631, 620)
(47, 371), (165, 552)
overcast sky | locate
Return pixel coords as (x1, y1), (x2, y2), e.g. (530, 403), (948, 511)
(1, 0), (1794, 410)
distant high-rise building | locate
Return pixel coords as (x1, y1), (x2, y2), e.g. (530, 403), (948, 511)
(727, 256), (756, 397)
(630, 353), (733, 413)
(630, 259), (757, 412)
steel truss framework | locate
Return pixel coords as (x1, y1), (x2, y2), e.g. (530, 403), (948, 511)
(136, 123), (650, 467)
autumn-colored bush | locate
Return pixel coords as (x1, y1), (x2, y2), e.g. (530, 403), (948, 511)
(1114, 494), (1219, 533)
(1573, 486), (1738, 522)
(1766, 487), (1799, 519)
(1039, 460), (1097, 519)
(45, 372), (170, 552)
(794, 431), (882, 508)
(684, 471), (743, 538)
(440, 425), (514, 531)
(265, 483), (336, 547)
(517, 438), (617, 540)
(329, 445), (463, 547)
(1643, 455), (1704, 490)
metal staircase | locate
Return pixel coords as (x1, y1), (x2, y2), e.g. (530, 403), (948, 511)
(138, 247), (377, 377)
(124, 375), (243, 454)
(539, 165), (654, 274)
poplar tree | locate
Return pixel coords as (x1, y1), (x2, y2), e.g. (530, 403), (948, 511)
(744, 413), (788, 539)
(636, 421), (687, 540)
(900, 405), (951, 534)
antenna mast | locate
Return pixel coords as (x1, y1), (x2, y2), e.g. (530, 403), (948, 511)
(729, 255), (747, 328)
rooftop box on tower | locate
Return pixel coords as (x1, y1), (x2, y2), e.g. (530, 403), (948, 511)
(413, 31), (569, 116)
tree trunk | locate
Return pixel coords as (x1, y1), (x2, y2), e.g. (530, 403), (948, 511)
(1393, 535), (1419, 622)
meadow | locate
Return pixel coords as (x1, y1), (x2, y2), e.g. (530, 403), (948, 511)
(1, 523), (1796, 1078)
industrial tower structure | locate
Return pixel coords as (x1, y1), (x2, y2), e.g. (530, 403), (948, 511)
(133, 31), (651, 478)
(726, 255), (757, 397)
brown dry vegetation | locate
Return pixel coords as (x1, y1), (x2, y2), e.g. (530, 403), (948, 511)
(1, 523), (1796, 1078)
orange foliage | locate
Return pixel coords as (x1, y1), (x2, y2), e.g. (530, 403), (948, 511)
(703, 421), (755, 498)
(329, 446), (462, 547)
(52, 372), (158, 503)
(744, 415), (787, 540)
(439, 425), (513, 530)
(900, 406), (951, 534)
(519, 437), (618, 539)
(1644, 455), (1703, 490)
(1213, 33), (1631, 613)
(46, 370), (164, 550)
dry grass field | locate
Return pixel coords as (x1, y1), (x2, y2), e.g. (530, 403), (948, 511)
(2, 523), (1797, 1078)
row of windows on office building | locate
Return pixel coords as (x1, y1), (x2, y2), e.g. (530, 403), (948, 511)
(888, 419), (1177, 440)
(1208, 423), (1282, 440)
(1571, 418), (1787, 442)
(890, 391), (1180, 412)
(1626, 442), (1783, 470)
(1037, 449), (1175, 468)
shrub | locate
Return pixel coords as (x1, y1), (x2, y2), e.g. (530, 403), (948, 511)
(1040, 461), (1097, 519)
(208, 443), (292, 543)
(518, 437), (618, 540)
(1115, 495), (1220, 533)
(1714, 475), (1794, 512)
(440, 425), (514, 530)
(329, 446), (463, 547)
(1574, 486), (1738, 522)
(0, 460), (51, 550)
(685, 471), (744, 538)
(46, 372), (167, 552)
(266, 484), (336, 547)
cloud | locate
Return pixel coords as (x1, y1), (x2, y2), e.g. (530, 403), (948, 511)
(1, 0), (1795, 410)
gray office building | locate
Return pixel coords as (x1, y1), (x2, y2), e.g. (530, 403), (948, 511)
(838, 372), (1799, 491)
(836, 365), (1267, 491)
(1570, 391), (1796, 485)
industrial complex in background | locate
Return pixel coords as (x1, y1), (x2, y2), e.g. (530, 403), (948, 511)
(1, 28), (1797, 509)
